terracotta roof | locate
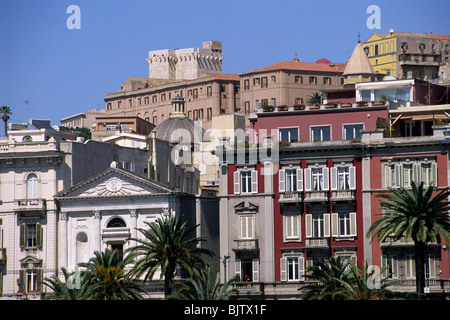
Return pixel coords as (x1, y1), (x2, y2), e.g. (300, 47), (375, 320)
(240, 61), (345, 75)
(204, 73), (240, 81)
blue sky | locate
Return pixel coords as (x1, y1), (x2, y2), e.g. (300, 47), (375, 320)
(0, 0), (449, 129)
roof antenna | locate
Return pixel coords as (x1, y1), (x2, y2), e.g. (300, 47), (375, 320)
(357, 32), (361, 43)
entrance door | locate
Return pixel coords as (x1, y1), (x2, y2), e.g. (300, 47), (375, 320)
(110, 243), (124, 265)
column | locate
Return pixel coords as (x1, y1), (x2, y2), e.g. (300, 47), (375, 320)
(93, 210), (101, 253)
(60, 212), (68, 269)
(129, 209), (138, 247)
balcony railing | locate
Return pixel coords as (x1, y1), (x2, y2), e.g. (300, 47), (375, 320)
(233, 239), (259, 251)
(380, 236), (440, 247)
(331, 190), (355, 201)
(279, 191), (302, 204)
(305, 237), (330, 249)
(304, 191), (328, 202)
(14, 199), (46, 212)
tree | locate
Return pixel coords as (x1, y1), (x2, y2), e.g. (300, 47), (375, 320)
(337, 261), (393, 300)
(0, 106), (12, 137)
(366, 181), (450, 297)
(300, 256), (353, 300)
(167, 266), (238, 300)
(42, 267), (93, 300)
(79, 248), (146, 300)
(306, 92), (322, 105)
(60, 126), (92, 140)
(126, 215), (214, 297)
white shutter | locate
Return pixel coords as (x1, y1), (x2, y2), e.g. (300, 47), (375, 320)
(235, 259), (242, 280)
(298, 257), (305, 281)
(331, 213), (339, 237)
(280, 257), (287, 281)
(296, 168), (303, 191)
(252, 259), (259, 282)
(412, 164), (420, 184)
(278, 169), (286, 192)
(395, 164), (402, 187)
(350, 212), (357, 236)
(330, 167), (338, 191)
(349, 166), (356, 190)
(322, 168), (329, 191)
(323, 213), (330, 237)
(304, 168), (311, 191)
(251, 170), (258, 193)
(431, 162), (437, 186)
(305, 214), (312, 238)
(233, 171), (240, 194)
(384, 165), (391, 188)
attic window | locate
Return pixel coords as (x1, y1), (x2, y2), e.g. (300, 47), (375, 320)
(107, 217), (127, 228)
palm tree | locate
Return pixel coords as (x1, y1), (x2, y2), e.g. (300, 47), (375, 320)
(79, 248), (146, 300)
(0, 106), (12, 137)
(337, 261), (393, 300)
(42, 267), (94, 300)
(366, 181), (450, 297)
(167, 266), (238, 300)
(300, 256), (353, 300)
(306, 92), (322, 105)
(126, 215), (214, 297)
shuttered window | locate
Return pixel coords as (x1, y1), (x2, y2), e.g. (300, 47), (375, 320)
(280, 256), (305, 281)
(233, 170), (258, 194)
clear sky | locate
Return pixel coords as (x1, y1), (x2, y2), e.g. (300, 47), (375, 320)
(0, 0), (449, 129)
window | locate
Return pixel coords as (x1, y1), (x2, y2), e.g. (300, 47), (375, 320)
(304, 167), (329, 192)
(280, 256), (305, 281)
(27, 173), (38, 199)
(207, 108), (213, 121)
(305, 213), (330, 238)
(20, 223), (43, 249)
(233, 170), (258, 194)
(240, 215), (254, 239)
(207, 86), (212, 97)
(323, 77), (331, 85)
(382, 255), (398, 279)
(330, 166), (356, 190)
(295, 76), (303, 83)
(271, 75), (276, 83)
(22, 136), (33, 142)
(271, 98), (276, 106)
(405, 254), (415, 279)
(311, 126), (331, 141)
(279, 127), (298, 142)
(284, 213), (301, 240)
(235, 258), (259, 282)
(244, 79), (250, 90)
(331, 212), (357, 237)
(344, 124), (363, 140)
(279, 168), (303, 193)
(254, 78), (260, 86)
(20, 269), (42, 293)
(309, 76), (317, 84)
(312, 214), (325, 237)
(261, 77), (268, 88)
(384, 160), (437, 188)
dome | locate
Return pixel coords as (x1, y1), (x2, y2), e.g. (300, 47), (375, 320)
(152, 116), (210, 144)
(315, 58), (331, 64)
(151, 95), (210, 144)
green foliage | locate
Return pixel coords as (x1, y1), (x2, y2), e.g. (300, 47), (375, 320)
(306, 92), (322, 105)
(42, 267), (93, 300)
(0, 105), (12, 137)
(126, 215), (214, 296)
(167, 267), (238, 300)
(60, 126), (92, 140)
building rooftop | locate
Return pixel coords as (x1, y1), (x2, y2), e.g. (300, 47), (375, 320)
(240, 60), (346, 75)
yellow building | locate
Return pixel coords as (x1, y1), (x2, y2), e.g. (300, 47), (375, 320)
(363, 32), (450, 83)
(363, 33), (397, 78)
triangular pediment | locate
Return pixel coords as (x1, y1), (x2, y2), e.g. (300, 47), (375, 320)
(234, 201), (259, 213)
(55, 167), (172, 199)
(20, 255), (42, 264)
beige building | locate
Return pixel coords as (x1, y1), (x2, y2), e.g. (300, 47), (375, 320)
(60, 109), (106, 131)
(239, 58), (346, 127)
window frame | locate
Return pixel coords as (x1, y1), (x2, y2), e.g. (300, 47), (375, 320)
(310, 125), (331, 142)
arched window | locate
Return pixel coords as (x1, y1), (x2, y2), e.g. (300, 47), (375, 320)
(27, 173), (38, 199)
(107, 217), (127, 228)
(22, 136), (33, 142)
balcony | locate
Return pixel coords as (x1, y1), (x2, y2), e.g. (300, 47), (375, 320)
(233, 239), (259, 252)
(305, 237), (330, 249)
(279, 191), (302, 204)
(380, 236), (440, 248)
(331, 190), (355, 202)
(14, 199), (46, 213)
(304, 191), (328, 203)
(0, 248), (6, 264)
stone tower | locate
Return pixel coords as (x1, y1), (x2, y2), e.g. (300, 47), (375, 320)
(147, 41), (223, 80)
